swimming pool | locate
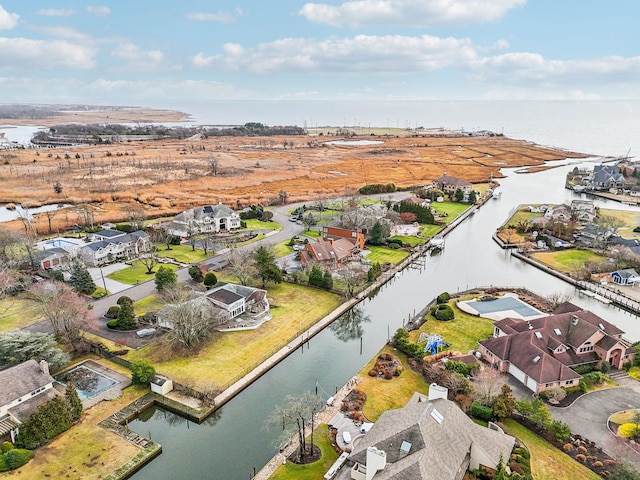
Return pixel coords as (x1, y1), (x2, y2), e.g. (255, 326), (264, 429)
(55, 365), (119, 401)
(44, 238), (79, 249)
(466, 296), (541, 318)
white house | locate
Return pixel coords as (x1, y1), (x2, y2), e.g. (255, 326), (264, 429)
(167, 203), (241, 237)
(0, 360), (59, 442)
(80, 230), (151, 266)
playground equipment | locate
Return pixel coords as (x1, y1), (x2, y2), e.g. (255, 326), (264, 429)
(419, 333), (450, 355)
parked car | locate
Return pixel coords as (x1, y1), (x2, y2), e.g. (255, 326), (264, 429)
(289, 215), (299, 222)
(136, 328), (156, 338)
(342, 431), (351, 443)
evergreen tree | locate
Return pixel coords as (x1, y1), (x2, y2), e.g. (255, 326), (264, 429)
(322, 270), (333, 290)
(131, 359), (156, 385)
(308, 265), (323, 287)
(493, 384), (516, 420)
(454, 188), (464, 202)
(155, 266), (177, 291)
(69, 260), (96, 295)
(188, 265), (204, 283)
(253, 246), (282, 287)
(468, 190), (477, 204)
(116, 296), (136, 330)
(65, 384), (83, 422)
(203, 271), (218, 288)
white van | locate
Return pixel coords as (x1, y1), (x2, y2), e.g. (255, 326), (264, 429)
(342, 431), (351, 443)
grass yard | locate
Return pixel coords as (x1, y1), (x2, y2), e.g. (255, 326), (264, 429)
(155, 244), (212, 263)
(107, 260), (178, 285)
(600, 208), (640, 230)
(409, 301), (494, 354)
(389, 235), (426, 247)
(628, 366), (640, 381)
(530, 250), (606, 274)
(91, 287), (110, 298)
(503, 207), (544, 226)
(269, 424), (338, 480)
(0, 298), (43, 332)
(11, 357), (146, 480)
(364, 246), (409, 265)
(133, 294), (165, 316)
(273, 240), (294, 257)
(302, 229), (321, 239)
(356, 345), (429, 421)
(500, 419), (601, 480)
(430, 202), (470, 223)
(127, 283), (342, 390)
(241, 218), (281, 231)
(420, 224), (442, 237)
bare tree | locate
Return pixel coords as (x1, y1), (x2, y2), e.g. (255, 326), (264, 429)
(126, 205), (147, 231)
(265, 391), (324, 462)
(544, 292), (572, 310)
(150, 226), (174, 251)
(337, 262), (364, 298)
(185, 219), (200, 251)
(0, 266), (17, 318)
(138, 250), (159, 274)
(16, 209), (37, 268)
(471, 366), (505, 407)
(159, 295), (217, 349)
(208, 157), (219, 176)
(75, 204), (95, 230)
(29, 281), (89, 347)
(227, 247), (257, 286)
(43, 208), (59, 234)
(278, 190), (288, 205)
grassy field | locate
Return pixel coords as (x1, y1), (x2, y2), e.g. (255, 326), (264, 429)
(11, 357), (146, 480)
(500, 419), (601, 480)
(107, 260), (179, 285)
(273, 240), (294, 257)
(269, 424), (339, 480)
(242, 218), (281, 231)
(389, 235), (426, 247)
(420, 224), (442, 237)
(364, 246), (409, 264)
(155, 244), (212, 263)
(409, 301), (494, 354)
(133, 294), (165, 316)
(530, 250), (606, 274)
(503, 206), (544, 227)
(431, 202), (470, 223)
(0, 298), (43, 332)
(356, 345), (429, 421)
(127, 282), (343, 390)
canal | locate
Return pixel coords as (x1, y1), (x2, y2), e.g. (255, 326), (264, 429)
(129, 160), (640, 480)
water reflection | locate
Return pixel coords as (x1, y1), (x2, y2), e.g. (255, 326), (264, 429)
(329, 305), (371, 342)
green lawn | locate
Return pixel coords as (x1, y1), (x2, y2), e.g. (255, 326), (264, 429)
(356, 345), (429, 421)
(504, 207), (545, 226)
(430, 202), (470, 223)
(530, 250), (606, 274)
(302, 229), (321, 239)
(155, 244), (212, 263)
(107, 260), (179, 285)
(389, 235), (426, 247)
(273, 240), (294, 257)
(420, 224), (442, 237)
(364, 246), (409, 264)
(0, 298), (43, 332)
(133, 294), (165, 316)
(269, 424), (339, 480)
(127, 282), (343, 390)
(91, 287), (110, 299)
(500, 419), (601, 480)
(241, 219), (281, 231)
(409, 301), (494, 354)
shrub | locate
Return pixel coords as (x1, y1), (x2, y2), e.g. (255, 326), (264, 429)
(203, 272), (218, 288)
(471, 402), (493, 421)
(368, 369), (377, 377)
(574, 364), (597, 374)
(387, 243), (400, 249)
(105, 306), (121, 319)
(0, 442), (13, 454)
(0, 455), (7, 472)
(575, 454), (586, 463)
(577, 445), (588, 454)
(131, 359), (156, 385)
(594, 461), (604, 469)
(445, 360), (478, 377)
(169, 235), (181, 245)
(388, 238), (403, 246)
(188, 265), (204, 282)
(549, 420), (571, 442)
(618, 423), (640, 438)
(155, 266), (177, 290)
(563, 443), (574, 451)
(117, 296), (132, 306)
(436, 292), (451, 304)
(434, 304), (455, 321)
(4, 448), (34, 470)
(106, 319), (119, 329)
(583, 371), (607, 386)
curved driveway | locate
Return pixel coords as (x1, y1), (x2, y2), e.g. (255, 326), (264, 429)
(550, 381), (640, 467)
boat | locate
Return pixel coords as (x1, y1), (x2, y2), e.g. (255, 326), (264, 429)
(430, 235), (445, 250)
(572, 185), (586, 192)
(492, 189), (502, 199)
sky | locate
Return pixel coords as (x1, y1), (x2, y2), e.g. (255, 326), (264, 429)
(0, 1), (639, 108)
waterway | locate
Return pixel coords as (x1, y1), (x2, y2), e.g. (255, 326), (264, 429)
(129, 156), (640, 480)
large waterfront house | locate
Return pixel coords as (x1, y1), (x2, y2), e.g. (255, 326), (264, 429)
(157, 282), (270, 330)
(167, 203), (241, 237)
(591, 165), (625, 191)
(80, 230), (151, 267)
(299, 238), (356, 265)
(478, 303), (635, 394)
(431, 174), (472, 195)
(322, 226), (366, 250)
(348, 388), (514, 480)
(0, 360), (58, 443)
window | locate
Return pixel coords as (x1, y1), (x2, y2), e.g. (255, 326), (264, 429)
(579, 346), (594, 353)
(565, 380), (574, 385)
(545, 383), (553, 388)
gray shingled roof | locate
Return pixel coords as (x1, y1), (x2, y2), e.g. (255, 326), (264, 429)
(0, 360), (54, 406)
(349, 396), (514, 480)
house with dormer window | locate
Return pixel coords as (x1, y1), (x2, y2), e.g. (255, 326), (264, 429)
(478, 302), (635, 393)
(167, 203), (241, 237)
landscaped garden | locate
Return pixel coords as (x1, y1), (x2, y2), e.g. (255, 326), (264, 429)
(107, 260), (179, 285)
(155, 244), (212, 263)
(430, 201), (470, 224)
(363, 245), (410, 265)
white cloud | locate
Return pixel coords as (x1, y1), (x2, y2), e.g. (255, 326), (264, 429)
(0, 5), (19, 30)
(110, 42), (178, 71)
(193, 34), (477, 74)
(36, 9), (76, 17)
(33, 26), (92, 42)
(0, 37), (96, 69)
(186, 9), (243, 23)
(87, 6), (110, 17)
(298, 0), (525, 27)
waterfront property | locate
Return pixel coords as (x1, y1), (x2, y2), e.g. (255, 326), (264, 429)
(322, 226), (366, 250)
(457, 293), (546, 321)
(54, 360), (131, 409)
(478, 302), (635, 393)
(348, 388), (514, 480)
(81, 229), (152, 266)
(167, 202), (241, 237)
(0, 360), (58, 443)
(611, 268), (640, 286)
(299, 238), (357, 265)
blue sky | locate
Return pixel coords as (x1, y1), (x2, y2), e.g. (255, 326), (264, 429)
(0, 1), (638, 107)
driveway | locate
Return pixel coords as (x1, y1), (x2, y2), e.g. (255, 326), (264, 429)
(88, 264), (131, 295)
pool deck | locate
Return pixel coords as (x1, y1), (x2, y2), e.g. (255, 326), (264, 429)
(56, 360), (132, 409)
(457, 292), (547, 321)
